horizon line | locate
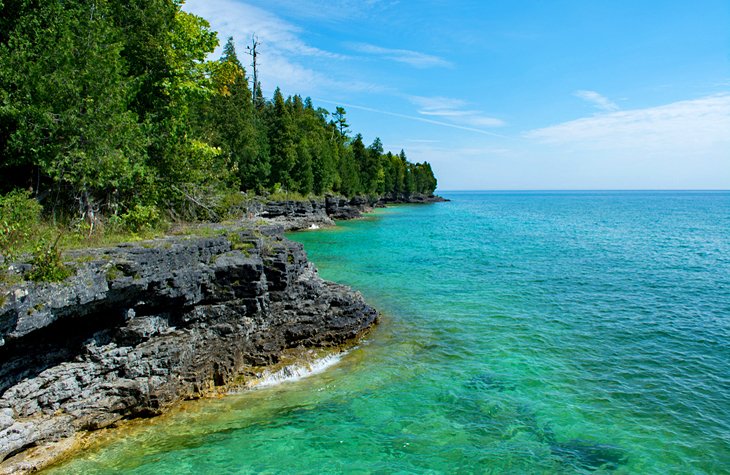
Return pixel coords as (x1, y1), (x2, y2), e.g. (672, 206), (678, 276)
(437, 189), (730, 192)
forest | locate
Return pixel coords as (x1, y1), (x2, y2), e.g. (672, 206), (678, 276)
(0, 0), (437, 236)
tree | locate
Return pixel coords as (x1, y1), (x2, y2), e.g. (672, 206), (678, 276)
(332, 106), (349, 139)
(202, 37), (269, 191)
(382, 152), (395, 195)
(403, 152), (417, 196)
(0, 0), (147, 217)
(364, 137), (384, 195)
(0, 0), (440, 228)
(337, 146), (361, 197)
(245, 34), (260, 105)
(149, 6), (230, 213)
(267, 88), (297, 190)
(292, 140), (314, 194)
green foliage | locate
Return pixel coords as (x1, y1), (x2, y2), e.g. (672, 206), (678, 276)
(27, 238), (73, 282)
(332, 106), (349, 137)
(199, 38), (269, 192)
(121, 204), (161, 233)
(0, 0), (147, 207)
(214, 191), (249, 219)
(267, 189), (310, 202)
(0, 190), (42, 261)
(0, 0), (439, 236)
(267, 88), (297, 190)
(228, 232), (255, 256)
(105, 264), (122, 281)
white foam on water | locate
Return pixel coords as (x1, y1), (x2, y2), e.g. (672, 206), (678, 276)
(249, 351), (347, 389)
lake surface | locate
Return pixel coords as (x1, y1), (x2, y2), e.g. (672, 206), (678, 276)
(49, 191), (730, 474)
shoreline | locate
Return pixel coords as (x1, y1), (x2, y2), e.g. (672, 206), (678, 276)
(252, 193), (449, 232)
(0, 195), (447, 473)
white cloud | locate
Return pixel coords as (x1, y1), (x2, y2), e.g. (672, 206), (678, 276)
(183, 0), (378, 95)
(574, 90), (620, 112)
(314, 98), (503, 136)
(350, 43), (451, 68)
(526, 94), (730, 154)
(408, 95), (506, 128)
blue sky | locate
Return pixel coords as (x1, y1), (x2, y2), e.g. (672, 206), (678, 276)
(184, 0), (730, 190)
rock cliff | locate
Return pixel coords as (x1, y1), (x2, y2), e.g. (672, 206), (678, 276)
(0, 226), (377, 471)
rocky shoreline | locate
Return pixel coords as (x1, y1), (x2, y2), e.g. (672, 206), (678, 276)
(253, 193), (449, 231)
(0, 193), (446, 473)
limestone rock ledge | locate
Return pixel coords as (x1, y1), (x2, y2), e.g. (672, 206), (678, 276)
(247, 193), (449, 231)
(0, 226), (377, 471)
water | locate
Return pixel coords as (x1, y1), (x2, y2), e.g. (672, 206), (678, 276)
(48, 191), (730, 474)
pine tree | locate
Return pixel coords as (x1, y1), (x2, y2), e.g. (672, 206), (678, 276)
(364, 137), (384, 195)
(332, 106), (349, 139)
(204, 37), (269, 191)
(267, 88), (297, 190)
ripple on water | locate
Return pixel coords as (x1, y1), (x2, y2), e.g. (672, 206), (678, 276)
(48, 192), (730, 474)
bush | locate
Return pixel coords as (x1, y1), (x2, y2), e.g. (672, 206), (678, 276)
(27, 238), (73, 282)
(215, 191), (256, 220)
(0, 190), (43, 262)
(267, 189), (310, 202)
(120, 204), (161, 232)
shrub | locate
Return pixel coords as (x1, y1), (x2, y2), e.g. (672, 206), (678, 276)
(27, 238), (73, 282)
(120, 204), (161, 232)
(0, 190), (43, 262)
(215, 191), (249, 219)
(267, 190), (310, 202)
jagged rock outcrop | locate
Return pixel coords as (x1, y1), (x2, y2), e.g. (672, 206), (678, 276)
(325, 196), (370, 220)
(234, 193), (446, 230)
(377, 192), (449, 204)
(0, 226), (377, 469)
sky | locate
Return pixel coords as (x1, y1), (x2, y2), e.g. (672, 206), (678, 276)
(183, 0), (730, 190)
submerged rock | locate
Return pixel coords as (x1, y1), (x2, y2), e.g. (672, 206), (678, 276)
(0, 227), (377, 471)
(551, 439), (628, 471)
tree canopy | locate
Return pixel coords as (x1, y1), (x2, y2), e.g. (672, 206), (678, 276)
(0, 0), (437, 223)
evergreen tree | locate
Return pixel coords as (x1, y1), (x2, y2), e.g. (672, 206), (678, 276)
(351, 134), (367, 179)
(0, 0), (146, 211)
(404, 161), (417, 195)
(203, 37), (269, 191)
(382, 152), (395, 195)
(267, 88), (297, 190)
(337, 146), (361, 197)
(292, 140), (314, 194)
(332, 106), (349, 139)
(0, 0), (440, 228)
(364, 137), (384, 195)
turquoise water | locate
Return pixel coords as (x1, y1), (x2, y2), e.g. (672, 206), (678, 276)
(49, 191), (730, 474)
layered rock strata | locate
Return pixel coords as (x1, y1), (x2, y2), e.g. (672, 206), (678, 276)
(254, 193), (447, 230)
(0, 226), (377, 470)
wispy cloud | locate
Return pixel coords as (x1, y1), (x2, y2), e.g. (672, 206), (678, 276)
(350, 43), (451, 68)
(574, 90), (620, 112)
(526, 93), (730, 152)
(183, 0), (379, 95)
(314, 98), (505, 136)
(409, 96), (506, 128)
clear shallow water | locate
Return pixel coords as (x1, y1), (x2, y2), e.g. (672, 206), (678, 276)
(49, 191), (730, 474)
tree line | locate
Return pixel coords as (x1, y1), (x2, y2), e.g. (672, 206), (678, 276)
(0, 0), (437, 225)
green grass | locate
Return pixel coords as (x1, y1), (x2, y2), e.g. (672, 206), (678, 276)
(1, 214), (266, 284)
